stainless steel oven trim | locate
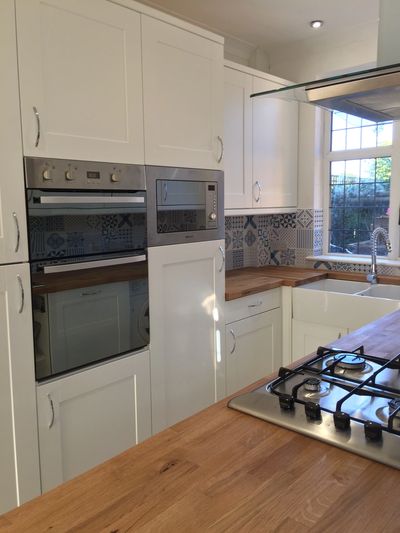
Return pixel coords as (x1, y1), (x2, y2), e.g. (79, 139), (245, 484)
(146, 165), (224, 247)
(43, 254), (146, 274)
(37, 195), (145, 205)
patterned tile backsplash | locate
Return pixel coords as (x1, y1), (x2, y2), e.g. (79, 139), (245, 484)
(225, 209), (400, 276)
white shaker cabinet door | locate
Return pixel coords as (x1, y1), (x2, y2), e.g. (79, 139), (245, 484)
(16, 0), (144, 164)
(292, 320), (349, 363)
(226, 309), (282, 396)
(0, 0), (28, 264)
(36, 350), (151, 493)
(0, 263), (40, 514)
(252, 76), (298, 209)
(142, 16), (224, 169)
(224, 67), (253, 209)
(148, 240), (226, 434)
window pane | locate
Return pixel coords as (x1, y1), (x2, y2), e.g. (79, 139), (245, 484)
(331, 130), (346, 151)
(330, 161), (345, 184)
(332, 111), (347, 130)
(329, 230), (344, 253)
(376, 157), (391, 181)
(345, 160), (360, 183)
(330, 206), (344, 228)
(330, 185), (345, 206)
(377, 123), (393, 146)
(346, 127), (361, 149)
(361, 125), (377, 148)
(347, 114), (362, 128)
(360, 159), (375, 182)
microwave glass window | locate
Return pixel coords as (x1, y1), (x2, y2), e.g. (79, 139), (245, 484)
(157, 209), (207, 234)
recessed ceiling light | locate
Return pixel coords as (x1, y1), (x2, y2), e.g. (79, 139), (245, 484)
(310, 20), (324, 29)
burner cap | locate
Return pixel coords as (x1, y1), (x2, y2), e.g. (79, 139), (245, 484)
(333, 353), (366, 370)
(304, 378), (321, 392)
(388, 399), (400, 415)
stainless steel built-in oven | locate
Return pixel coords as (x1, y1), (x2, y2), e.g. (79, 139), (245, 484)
(146, 166), (224, 246)
(25, 157), (149, 381)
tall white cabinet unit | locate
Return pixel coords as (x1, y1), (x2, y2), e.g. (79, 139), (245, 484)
(142, 16), (224, 169)
(149, 240), (225, 434)
(16, 0), (144, 163)
(0, 0), (40, 515)
(36, 351), (151, 492)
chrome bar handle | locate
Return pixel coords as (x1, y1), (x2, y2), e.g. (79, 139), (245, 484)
(33, 106), (40, 147)
(48, 394), (55, 429)
(218, 245), (225, 272)
(254, 181), (261, 203)
(230, 329), (236, 354)
(17, 275), (24, 314)
(12, 212), (20, 253)
(217, 136), (224, 163)
(248, 301), (262, 308)
(43, 254), (146, 274)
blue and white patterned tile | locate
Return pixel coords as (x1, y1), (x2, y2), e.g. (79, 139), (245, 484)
(278, 228), (297, 248)
(280, 249), (296, 266)
(255, 215), (270, 229)
(296, 209), (314, 229)
(257, 246), (271, 266)
(244, 215), (257, 229)
(232, 229), (244, 249)
(229, 216), (245, 229)
(232, 249), (244, 269)
(244, 245), (258, 267)
(270, 250), (281, 265)
(225, 217), (232, 231)
(225, 232), (232, 251)
(244, 228), (257, 247)
(295, 248), (311, 267)
(297, 229), (313, 249)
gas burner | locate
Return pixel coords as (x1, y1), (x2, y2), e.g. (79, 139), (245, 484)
(304, 378), (321, 392)
(388, 398), (400, 416)
(333, 353), (366, 371)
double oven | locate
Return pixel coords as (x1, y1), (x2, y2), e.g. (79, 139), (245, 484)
(25, 158), (223, 382)
(25, 158), (149, 381)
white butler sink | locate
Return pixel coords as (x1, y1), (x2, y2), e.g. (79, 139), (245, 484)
(302, 279), (369, 294)
(357, 284), (400, 300)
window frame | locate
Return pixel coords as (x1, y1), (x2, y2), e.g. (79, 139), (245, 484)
(323, 111), (400, 260)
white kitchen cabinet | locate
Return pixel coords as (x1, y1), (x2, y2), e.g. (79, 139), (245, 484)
(16, 0), (144, 164)
(224, 67), (253, 208)
(252, 76), (298, 209)
(225, 289), (282, 395)
(292, 320), (348, 362)
(0, 0), (28, 265)
(0, 263), (40, 514)
(142, 16), (224, 169)
(36, 350), (151, 492)
(148, 240), (225, 434)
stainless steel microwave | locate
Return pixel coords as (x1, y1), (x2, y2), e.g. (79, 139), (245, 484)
(146, 166), (224, 247)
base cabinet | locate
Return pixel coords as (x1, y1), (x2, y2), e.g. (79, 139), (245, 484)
(292, 320), (348, 362)
(0, 263), (40, 514)
(36, 350), (151, 492)
(226, 308), (282, 395)
(148, 240), (225, 434)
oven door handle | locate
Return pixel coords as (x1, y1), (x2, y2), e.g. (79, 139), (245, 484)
(43, 254), (146, 274)
(36, 196), (145, 205)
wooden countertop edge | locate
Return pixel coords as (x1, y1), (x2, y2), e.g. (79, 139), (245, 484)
(225, 266), (400, 300)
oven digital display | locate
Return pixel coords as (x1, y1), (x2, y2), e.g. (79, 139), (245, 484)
(87, 171), (100, 179)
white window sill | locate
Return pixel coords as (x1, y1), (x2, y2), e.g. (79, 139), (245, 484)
(307, 255), (400, 267)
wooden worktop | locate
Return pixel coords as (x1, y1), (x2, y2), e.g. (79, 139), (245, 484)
(3, 312), (400, 532)
(226, 265), (400, 301)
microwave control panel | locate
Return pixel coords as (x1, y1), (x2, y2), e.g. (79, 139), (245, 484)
(206, 183), (218, 229)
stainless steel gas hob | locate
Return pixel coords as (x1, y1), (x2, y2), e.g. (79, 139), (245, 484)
(228, 346), (400, 469)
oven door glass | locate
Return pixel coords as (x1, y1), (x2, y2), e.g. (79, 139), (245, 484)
(27, 190), (146, 272)
(32, 261), (149, 381)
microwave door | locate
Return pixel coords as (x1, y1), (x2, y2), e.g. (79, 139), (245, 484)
(156, 180), (206, 207)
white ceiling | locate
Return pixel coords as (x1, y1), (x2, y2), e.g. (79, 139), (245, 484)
(137, 0), (379, 50)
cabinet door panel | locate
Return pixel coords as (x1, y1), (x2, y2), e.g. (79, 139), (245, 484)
(142, 16), (223, 169)
(0, 0), (28, 264)
(252, 76), (298, 208)
(149, 240), (225, 434)
(224, 67), (252, 208)
(37, 351), (151, 492)
(226, 308), (282, 395)
(292, 320), (348, 362)
(16, 0), (144, 163)
(0, 263), (40, 513)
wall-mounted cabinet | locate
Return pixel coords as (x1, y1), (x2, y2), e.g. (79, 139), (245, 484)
(16, 0), (145, 164)
(142, 16), (224, 169)
(224, 62), (299, 214)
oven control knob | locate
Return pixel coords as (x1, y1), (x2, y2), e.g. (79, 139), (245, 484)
(334, 411), (351, 430)
(305, 401), (321, 421)
(110, 173), (120, 183)
(209, 212), (217, 221)
(279, 394), (294, 411)
(364, 421), (382, 441)
(42, 168), (52, 181)
(65, 170), (76, 181)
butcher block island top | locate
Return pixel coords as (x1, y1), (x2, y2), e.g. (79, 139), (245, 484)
(3, 313), (400, 532)
(225, 265), (400, 300)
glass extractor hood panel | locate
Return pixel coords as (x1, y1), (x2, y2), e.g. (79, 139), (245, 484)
(251, 62), (400, 122)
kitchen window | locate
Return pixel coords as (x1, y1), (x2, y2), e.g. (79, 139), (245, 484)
(324, 110), (400, 258)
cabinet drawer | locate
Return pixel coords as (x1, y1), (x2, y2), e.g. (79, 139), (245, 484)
(225, 288), (281, 324)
